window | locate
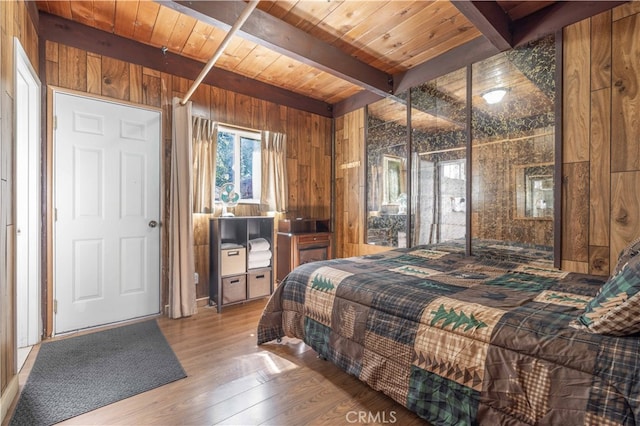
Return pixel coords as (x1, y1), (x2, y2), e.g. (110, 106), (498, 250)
(442, 161), (465, 181)
(216, 126), (261, 203)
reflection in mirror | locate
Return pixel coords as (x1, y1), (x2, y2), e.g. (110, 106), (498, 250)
(366, 35), (556, 254)
(514, 163), (554, 219)
(382, 155), (406, 210)
(366, 96), (408, 247)
(471, 35), (555, 253)
(411, 68), (467, 246)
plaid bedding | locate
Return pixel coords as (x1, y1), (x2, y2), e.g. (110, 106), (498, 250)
(257, 241), (640, 425)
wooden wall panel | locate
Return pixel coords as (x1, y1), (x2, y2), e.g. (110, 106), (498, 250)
(286, 157), (299, 213)
(589, 245), (610, 276)
(142, 70), (162, 108)
(101, 56), (129, 101)
(298, 164), (311, 216)
(562, 162), (590, 262)
(611, 13), (640, 173)
(190, 84), (210, 119)
(590, 10), (611, 91)
(563, 19), (591, 163)
(561, 5), (640, 274)
(129, 63), (143, 104)
(589, 88), (611, 248)
(192, 215), (210, 300)
(86, 52), (101, 95)
(45, 41), (59, 86)
(613, 1), (640, 21)
(346, 165), (360, 244)
(334, 116), (345, 258)
(58, 45), (87, 91)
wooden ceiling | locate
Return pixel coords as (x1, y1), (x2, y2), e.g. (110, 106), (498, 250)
(34, 0), (625, 118)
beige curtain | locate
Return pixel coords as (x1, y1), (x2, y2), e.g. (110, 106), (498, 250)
(192, 117), (218, 213)
(260, 131), (288, 213)
(169, 98), (197, 319)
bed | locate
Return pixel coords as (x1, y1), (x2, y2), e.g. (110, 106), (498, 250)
(257, 239), (640, 425)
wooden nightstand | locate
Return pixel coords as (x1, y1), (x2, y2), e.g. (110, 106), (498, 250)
(276, 219), (332, 282)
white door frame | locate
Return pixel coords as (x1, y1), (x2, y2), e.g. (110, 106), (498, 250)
(14, 37), (42, 347)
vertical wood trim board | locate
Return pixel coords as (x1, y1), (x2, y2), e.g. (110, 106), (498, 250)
(611, 13), (640, 173)
(562, 20), (591, 164)
(589, 87), (611, 248)
(590, 10), (612, 92)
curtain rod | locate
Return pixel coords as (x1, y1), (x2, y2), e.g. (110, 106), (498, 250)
(192, 115), (261, 134)
(181, 0), (259, 105)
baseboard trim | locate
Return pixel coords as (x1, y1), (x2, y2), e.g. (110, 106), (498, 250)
(0, 374), (19, 424)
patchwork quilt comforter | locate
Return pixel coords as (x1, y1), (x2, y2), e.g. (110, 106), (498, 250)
(257, 241), (640, 425)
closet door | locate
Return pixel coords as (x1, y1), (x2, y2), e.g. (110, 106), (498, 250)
(470, 35), (556, 254)
(410, 67), (468, 246)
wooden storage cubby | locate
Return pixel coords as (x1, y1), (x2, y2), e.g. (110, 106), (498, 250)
(209, 216), (274, 312)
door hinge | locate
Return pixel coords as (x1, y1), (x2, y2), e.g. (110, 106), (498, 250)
(53, 115), (57, 130)
(54, 299), (58, 314)
(54, 208), (58, 221)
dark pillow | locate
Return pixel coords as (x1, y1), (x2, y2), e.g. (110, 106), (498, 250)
(572, 254), (640, 336)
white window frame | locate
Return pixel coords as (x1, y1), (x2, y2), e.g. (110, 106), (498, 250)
(218, 125), (262, 205)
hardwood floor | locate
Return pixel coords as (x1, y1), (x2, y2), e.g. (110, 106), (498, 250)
(4, 299), (426, 425)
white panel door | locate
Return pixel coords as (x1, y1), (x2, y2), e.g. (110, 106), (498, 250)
(15, 38), (42, 347)
(54, 92), (161, 334)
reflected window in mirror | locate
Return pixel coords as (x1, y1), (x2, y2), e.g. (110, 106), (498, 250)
(514, 163), (554, 219)
(366, 95), (408, 247)
(382, 155), (406, 210)
(410, 67), (468, 246)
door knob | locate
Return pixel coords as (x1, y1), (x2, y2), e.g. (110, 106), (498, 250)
(148, 220), (158, 228)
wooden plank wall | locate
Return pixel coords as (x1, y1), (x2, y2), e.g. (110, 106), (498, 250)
(0, 0), (38, 420)
(44, 42), (331, 307)
(562, 2), (640, 274)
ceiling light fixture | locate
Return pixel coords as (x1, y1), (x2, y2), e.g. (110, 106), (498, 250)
(482, 88), (507, 104)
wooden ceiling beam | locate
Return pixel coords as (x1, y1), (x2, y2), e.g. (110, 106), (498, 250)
(159, 0), (393, 97)
(512, 1), (627, 47)
(38, 12), (333, 117)
(333, 91), (384, 119)
(451, 1), (513, 51)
